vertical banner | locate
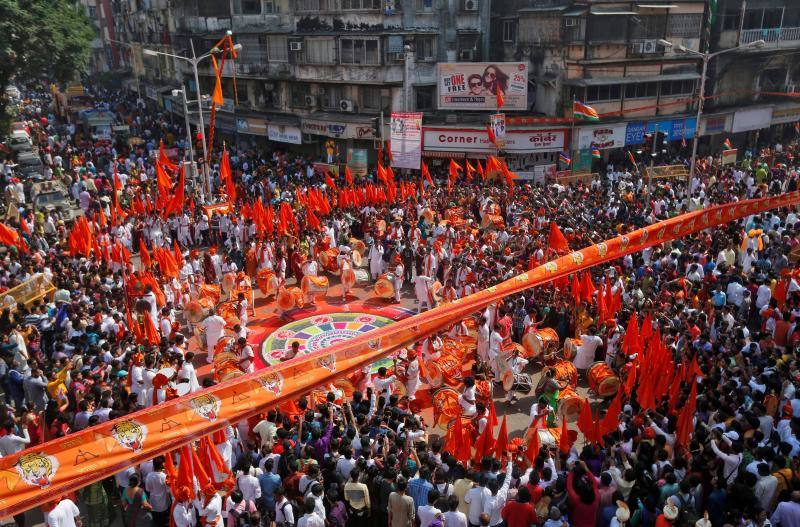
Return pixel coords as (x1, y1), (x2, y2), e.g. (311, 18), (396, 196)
(390, 112), (423, 170)
(347, 149), (369, 176)
(491, 113), (506, 139)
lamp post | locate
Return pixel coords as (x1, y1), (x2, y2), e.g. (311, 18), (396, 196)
(403, 44), (414, 112)
(172, 89), (195, 160)
(144, 34), (242, 201)
(657, 38), (765, 182)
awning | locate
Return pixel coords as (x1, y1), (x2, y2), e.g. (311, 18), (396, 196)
(519, 5), (568, 12)
(264, 113), (301, 127)
(590, 7), (637, 15)
(563, 8), (588, 16)
(636, 4), (679, 8)
(423, 151), (465, 159)
(565, 72), (700, 86)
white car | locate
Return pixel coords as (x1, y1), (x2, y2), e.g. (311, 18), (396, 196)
(7, 130), (32, 152)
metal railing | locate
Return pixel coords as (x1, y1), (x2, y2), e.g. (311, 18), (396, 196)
(740, 27), (800, 45)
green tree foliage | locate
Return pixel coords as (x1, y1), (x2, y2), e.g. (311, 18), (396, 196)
(0, 0), (94, 118)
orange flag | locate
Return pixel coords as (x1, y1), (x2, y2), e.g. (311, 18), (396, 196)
(496, 86), (505, 109)
(211, 56), (224, 106)
(158, 140), (177, 172)
(493, 416), (509, 460)
(548, 222), (569, 253)
(487, 125), (497, 147)
(624, 363), (637, 396)
(173, 240), (184, 268)
(577, 399), (596, 444)
(524, 415), (543, 464)
(139, 239), (151, 269)
(472, 418), (494, 464)
(0, 223), (20, 246)
(142, 313), (161, 345)
(476, 159), (485, 179)
(421, 162), (434, 187)
(220, 148), (235, 204)
(600, 388), (623, 437)
(558, 417), (572, 454)
(488, 398), (499, 428)
(345, 166), (354, 187)
(465, 160), (475, 181)
(581, 272), (596, 303)
(163, 165), (186, 219)
(675, 376), (698, 447)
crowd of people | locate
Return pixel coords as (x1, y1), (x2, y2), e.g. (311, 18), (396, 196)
(1, 82), (800, 527)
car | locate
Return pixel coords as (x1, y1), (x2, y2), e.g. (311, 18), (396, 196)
(31, 181), (82, 223)
(7, 130), (32, 152)
(14, 151), (44, 179)
(10, 122), (30, 136)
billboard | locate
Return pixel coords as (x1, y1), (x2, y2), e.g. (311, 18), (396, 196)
(576, 124), (627, 150)
(347, 148), (369, 176)
(423, 128), (566, 153)
(438, 62), (528, 110)
(390, 112), (423, 170)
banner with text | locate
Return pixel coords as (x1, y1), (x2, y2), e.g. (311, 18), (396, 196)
(438, 62), (528, 110)
(390, 112), (423, 170)
(576, 124), (627, 150)
(423, 128), (566, 154)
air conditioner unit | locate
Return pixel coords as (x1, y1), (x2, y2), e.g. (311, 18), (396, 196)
(304, 95), (316, 107)
(459, 49), (475, 61)
(630, 41), (644, 54)
(564, 17), (579, 27)
(464, 0), (478, 11)
(642, 40), (658, 54)
(290, 41), (303, 51)
(339, 99), (355, 112)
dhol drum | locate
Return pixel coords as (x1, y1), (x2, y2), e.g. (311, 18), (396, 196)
(501, 371), (533, 394)
(319, 248), (341, 274)
(257, 269), (279, 297)
(301, 275), (330, 296)
(564, 338), (581, 361)
(353, 268), (370, 284)
(349, 238), (367, 254)
(557, 386), (585, 422)
(217, 301), (240, 329)
(550, 360), (579, 388)
(374, 274), (395, 299)
(214, 338), (236, 358)
(185, 300), (205, 323)
(277, 287), (305, 311)
(522, 328), (559, 360)
(221, 272), (236, 294)
(537, 427), (579, 448)
(439, 355), (463, 386)
(341, 267), (357, 291)
(351, 250), (364, 267)
(476, 379), (492, 402)
(588, 362), (621, 398)
(423, 360), (444, 388)
(432, 387), (461, 427)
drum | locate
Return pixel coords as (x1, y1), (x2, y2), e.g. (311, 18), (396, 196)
(217, 301), (240, 329)
(588, 362), (620, 398)
(214, 337), (235, 356)
(439, 355), (462, 386)
(354, 268), (370, 284)
(198, 284), (220, 308)
(442, 338), (466, 363)
(341, 267), (357, 290)
(502, 371), (533, 394)
(475, 380), (492, 402)
(257, 269), (279, 297)
(430, 280), (443, 302)
(319, 248), (340, 273)
(481, 214), (505, 230)
(423, 360), (443, 388)
(537, 427), (579, 448)
(557, 386), (585, 422)
(175, 383), (191, 397)
(564, 338), (581, 361)
(221, 272), (236, 294)
(301, 275), (330, 296)
(185, 300), (205, 323)
(432, 387), (461, 427)
(351, 250), (363, 267)
(374, 274), (395, 299)
(277, 287), (305, 311)
(349, 238), (366, 254)
(522, 328), (559, 359)
(550, 360), (578, 388)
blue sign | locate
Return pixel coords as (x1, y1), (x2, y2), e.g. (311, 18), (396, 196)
(625, 118), (697, 146)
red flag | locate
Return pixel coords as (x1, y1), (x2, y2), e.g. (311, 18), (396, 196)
(488, 398), (499, 428)
(345, 166), (354, 187)
(306, 208), (322, 231)
(325, 173), (337, 192)
(385, 140), (392, 162)
(158, 140), (177, 172)
(475, 159), (485, 179)
(0, 223), (20, 246)
(465, 160), (476, 181)
(472, 418), (495, 464)
(577, 399), (595, 444)
(548, 222), (569, 253)
(487, 125), (497, 147)
(493, 416), (509, 460)
(421, 162), (434, 186)
(559, 417), (572, 454)
(163, 165), (186, 219)
(624, 364), (637, 396)
(600, 388), (623, 437)
(571, 273), (583, 305)
(580, 272), (596, 303)
(675, 376), (698, 447)
(19, 217), (30, 235)
(449, 159), (462, 180)
(496, 86), (505, 109)
(156, 162), (172, 190)
(142, 313), (161, 345)
(139, 239), (151, 269)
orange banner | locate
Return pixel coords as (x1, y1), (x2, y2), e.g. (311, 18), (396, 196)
(0, 191), (798, 516)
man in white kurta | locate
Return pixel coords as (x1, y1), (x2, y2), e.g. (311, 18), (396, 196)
(201, 310), (227, 363)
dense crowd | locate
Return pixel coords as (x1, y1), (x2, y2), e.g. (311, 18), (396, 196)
(1, 84), (800, 527)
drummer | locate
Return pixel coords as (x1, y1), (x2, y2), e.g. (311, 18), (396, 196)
(399, 349), (420, 401)
(301, 252), (321, 306)
(573, 326), (604, 378)
(236, 337), (255, 374)
(505, 347), (529, 404)
(534, 367), (569, 425)
(413, 273), (437, 313)
(458, 376), (477, 417)
(337, 246), (354, 301)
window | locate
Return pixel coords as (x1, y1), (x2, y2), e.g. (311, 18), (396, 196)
(198, 0), (229, 16)
(320, 85), (343, 109)
(296, 0), (320, 10)
(290, 84), (311, 107)
(233, 0), (261, 15)
(416, 0), (436, 12)
(503, 20), (517, 43)
(340, 38), (380, 65)
(362, 87), (382, 111)
(624, 82), (658, 99)
(415, 86), (435, 110)
(87, 5), (97, 18)
(457, 34), (480, 59)
(667, 14), (702, 38)
(585, 85), (621, 102)
(629, 15), (667, 40)
(268, 36), (288, 62)
(721, 9), (741, 31)
(416, 36), (435, 61)
(660, 79), (694, 96)
(305, 38), (336, 64)
(342, 0), (380, 9)
(744, 8), (784, 30)
(587, 15), (628, 42)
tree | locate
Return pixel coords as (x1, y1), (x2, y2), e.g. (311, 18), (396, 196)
(0, 0), (94, 121)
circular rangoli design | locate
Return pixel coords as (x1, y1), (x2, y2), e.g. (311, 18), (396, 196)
(261, 312), (409, 369)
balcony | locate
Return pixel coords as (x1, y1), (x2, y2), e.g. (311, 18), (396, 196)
(740, 27), (800, 47)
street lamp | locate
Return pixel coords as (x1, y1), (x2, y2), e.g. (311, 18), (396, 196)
(403, 44), (413, 112)
(143, 38), (243, 199)
(171, 89), (195, 166)
(659, 38), (765, 181)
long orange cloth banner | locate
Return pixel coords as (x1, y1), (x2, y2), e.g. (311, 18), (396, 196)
(0, 191), (798, 516)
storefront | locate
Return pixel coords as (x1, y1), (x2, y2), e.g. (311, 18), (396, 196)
(421, 126), (568, 177)
(301, 115), (380, 163)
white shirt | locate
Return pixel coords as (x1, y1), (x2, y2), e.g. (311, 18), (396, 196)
(202, 315), (227, 343)
(298, 512), (325, 527)
(196, 494), (223, 527)
(237, 473), (262, 502)
(276, 497), (295, 526)
(0, 428), (30, 456)
(172, 502), (194, 527)
(444, 510), (468, 527)
(45, 499), (80, 527)
(464, 486), (490, 525)
(145, 471), (170, 512)
(418, 504), (442, 527)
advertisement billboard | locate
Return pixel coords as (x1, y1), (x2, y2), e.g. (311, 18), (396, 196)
(576, 124), (627, 150)
(390, 112), (423, 170)
(347, 149), (369, 176)
(438, 62), (528, 110)
(423, 128), (566, 154)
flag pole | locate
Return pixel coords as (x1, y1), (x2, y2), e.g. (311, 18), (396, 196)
(570, 95), (576, 176)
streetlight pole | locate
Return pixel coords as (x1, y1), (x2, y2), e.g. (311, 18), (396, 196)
(403, 44), (413, 112)
(658, 38), (765, 182)
(173, 89), (195, 165)
(144, 36), (242, 202)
